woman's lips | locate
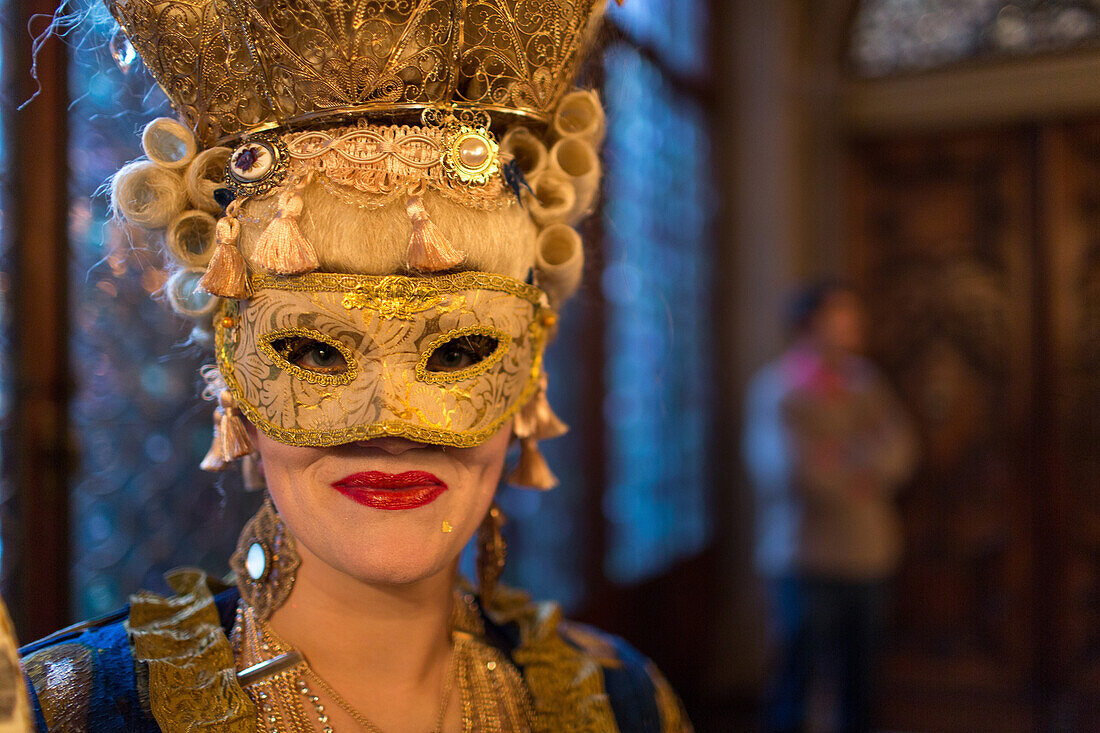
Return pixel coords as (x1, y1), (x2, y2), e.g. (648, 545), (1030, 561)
(331, 471), (448, 510)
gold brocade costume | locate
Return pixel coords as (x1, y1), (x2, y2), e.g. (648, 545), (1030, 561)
(232, 591), (535, 731)
(22, 571), (691, 732)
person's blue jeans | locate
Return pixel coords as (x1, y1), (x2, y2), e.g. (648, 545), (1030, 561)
(764, 575), (889, 733)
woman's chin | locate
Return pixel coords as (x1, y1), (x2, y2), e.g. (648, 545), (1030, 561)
(307, 530), (460, 587)
(339, 557), (455, 588)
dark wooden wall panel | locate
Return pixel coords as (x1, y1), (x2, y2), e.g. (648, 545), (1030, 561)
(849, 121), (1100, 733)
(5, 0), (73, 639)
(848, 131), (1037, 732)
(1041, 122), (1100, 732)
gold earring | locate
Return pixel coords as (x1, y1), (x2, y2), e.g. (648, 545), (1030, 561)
(229, 495), (300, 621)
(476, 502), (507, 603)
(241, 452), (266, 491)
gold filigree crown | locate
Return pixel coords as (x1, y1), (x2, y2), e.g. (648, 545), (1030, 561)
(106, 0), (608, 147)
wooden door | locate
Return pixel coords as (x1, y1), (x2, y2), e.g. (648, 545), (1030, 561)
(1041, 122), (1100, 732)
(849, 122), (1100, 732)
(848, 130), (1038, 732)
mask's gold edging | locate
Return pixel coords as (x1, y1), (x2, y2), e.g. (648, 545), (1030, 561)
(415, 325), (513, 385)
(256, 326), (361, 387)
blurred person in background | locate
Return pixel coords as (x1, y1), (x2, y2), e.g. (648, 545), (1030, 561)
(743, 280), (918, 733)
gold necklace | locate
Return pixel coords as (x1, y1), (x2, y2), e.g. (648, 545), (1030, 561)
(268, 617), (454, 733)
(232, 591), (535, 733)
(298, 648), (454, 733)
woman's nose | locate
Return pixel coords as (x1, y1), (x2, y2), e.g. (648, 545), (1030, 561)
(348, 437), (423, 455)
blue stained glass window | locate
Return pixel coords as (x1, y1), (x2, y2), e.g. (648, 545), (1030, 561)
(68, 6), (260, 620)
(500, 1), (716, 599)
(609, 0), (708, 77)
(853, 0), (1100, 77)
(496, 304), (589, 610)
(600, 4), (715, 583)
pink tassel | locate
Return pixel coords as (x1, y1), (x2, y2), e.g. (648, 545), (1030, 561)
(251, 190), (319, 275)
(199, 214), (252, 299)
(217, 391), (253, 461)
(405, 195), (465, 271)
(199, 408), (228, 472)
(507, 437), (558, 490)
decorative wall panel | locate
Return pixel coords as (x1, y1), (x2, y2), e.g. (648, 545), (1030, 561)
(848, 132), (1035, 732)
(853, 0), (1100, 77)
(1043, 122), (1100, 730)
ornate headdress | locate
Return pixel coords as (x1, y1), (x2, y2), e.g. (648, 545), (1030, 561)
(107, 0), (606, 145)
(107, 0), (611, 488)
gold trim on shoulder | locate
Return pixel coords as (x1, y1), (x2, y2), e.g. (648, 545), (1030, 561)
(648, 662), (695, 733)
(486, 586), (621, 733)
(129, 569), (255, 733)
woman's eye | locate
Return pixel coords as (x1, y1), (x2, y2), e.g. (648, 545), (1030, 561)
(425, 334), (499, 373)
(270, 336), (348, 374)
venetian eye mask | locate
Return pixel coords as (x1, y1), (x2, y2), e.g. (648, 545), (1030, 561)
(215, 272), (554, 448)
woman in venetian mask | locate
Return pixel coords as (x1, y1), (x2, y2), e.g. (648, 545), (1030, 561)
(19, 1), (691, 731)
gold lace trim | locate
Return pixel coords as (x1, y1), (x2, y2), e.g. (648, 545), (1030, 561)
(128, 569), (255, 733)
(415, 325), (513, 385)
(285, 124), (512, 211)
(251, 271), (545, 306)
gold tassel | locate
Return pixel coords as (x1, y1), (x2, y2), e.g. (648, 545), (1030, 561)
(514, 372), (569, 441)
(199, 408), (228, 472)
(199, 207), (252, 299)
(507, 437), (558, 490)
(251, 188), (319, 275)
(218, 390), (253, 461)
(405, 195), (465, 271)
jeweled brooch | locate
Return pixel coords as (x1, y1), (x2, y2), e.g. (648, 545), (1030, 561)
(443, 125), (501, 185)
(224, 134), (290, 197)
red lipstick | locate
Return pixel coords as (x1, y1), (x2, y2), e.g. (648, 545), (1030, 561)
(331, 471), (447, 510)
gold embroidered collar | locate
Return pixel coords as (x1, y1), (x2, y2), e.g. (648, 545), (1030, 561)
(128, 571), (621, 733)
